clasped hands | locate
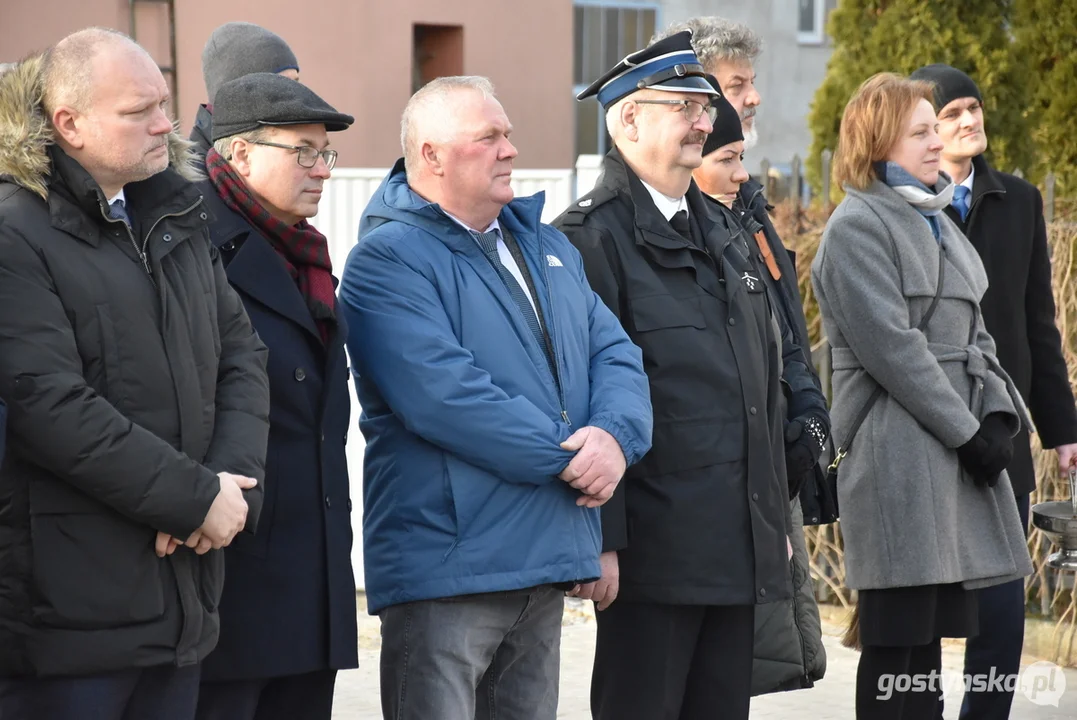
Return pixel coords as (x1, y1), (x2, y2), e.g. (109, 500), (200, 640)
(154, 472), (257, 557)
(558, 426), (627, 508)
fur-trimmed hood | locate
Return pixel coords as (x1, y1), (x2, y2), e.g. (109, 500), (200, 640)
(0, 54), (202, 200)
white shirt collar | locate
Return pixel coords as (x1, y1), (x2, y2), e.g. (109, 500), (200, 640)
(444, 210), (500, 235)
(107, 188), (126, 206)
(640, 180), (688, 221)
(960, 163), (975, 192)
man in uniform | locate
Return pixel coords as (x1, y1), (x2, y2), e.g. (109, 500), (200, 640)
(552, 31), (793, 719)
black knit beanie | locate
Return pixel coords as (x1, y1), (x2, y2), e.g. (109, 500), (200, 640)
(702, 75), (744, 157)
(909, 64), (982, 111)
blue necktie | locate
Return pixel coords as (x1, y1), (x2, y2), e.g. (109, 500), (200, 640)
(471, 229), (548, 364)
(952, 185), (971, 222)
(108, 199), (131, 226)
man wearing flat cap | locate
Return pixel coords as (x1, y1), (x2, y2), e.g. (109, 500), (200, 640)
(552, 32), (794, 719)
(189, 22), (300, 157)
(910, 63), (1077, 720)
(194, 73), (358, 720)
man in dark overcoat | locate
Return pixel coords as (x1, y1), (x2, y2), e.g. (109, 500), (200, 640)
(193, 74), (358, 720)
(911, 62), (1077, 720)
(552, 31), (794, 720)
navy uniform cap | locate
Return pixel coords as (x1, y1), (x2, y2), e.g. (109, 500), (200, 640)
(576, 30), (718, 108)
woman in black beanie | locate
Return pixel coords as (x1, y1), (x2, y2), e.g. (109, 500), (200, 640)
(693, 79), (749, 207)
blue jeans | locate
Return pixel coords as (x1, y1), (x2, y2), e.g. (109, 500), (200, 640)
(379, 585), (564, 720)
(959, 492), (1030, 720)
(0, 664), (200, 720)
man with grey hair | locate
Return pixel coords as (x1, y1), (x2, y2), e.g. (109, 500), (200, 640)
(189, 22), (300, 156)
(0, 27), (269, 720)
(656, 16), (829, 698)
(339, 75), (652, 720)
(654, 17), (762, 148)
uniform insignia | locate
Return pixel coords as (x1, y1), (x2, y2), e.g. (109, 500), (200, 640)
(741, 272), (761, 291)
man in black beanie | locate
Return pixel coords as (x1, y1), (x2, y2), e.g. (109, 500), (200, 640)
(189, 22), (300, 156)
(911, 62), (1077, 720)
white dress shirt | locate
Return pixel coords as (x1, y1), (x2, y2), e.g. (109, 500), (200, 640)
(641, 180), (688, 222)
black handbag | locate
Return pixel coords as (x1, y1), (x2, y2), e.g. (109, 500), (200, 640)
(806, 241), (947, 525)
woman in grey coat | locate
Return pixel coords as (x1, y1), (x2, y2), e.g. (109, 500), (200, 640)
(812, 73), (1033, 720)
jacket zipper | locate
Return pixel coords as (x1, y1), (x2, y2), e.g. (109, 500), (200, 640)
(533, 221), (571, 427)
(104, 197), (204, 278)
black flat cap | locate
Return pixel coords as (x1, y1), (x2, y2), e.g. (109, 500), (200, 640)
(212, 73), (354, 141)
(577, 30), (717, 108)
(703, 76), (744, 157)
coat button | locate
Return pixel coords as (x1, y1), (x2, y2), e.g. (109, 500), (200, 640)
(749, 407), (757, 415)
(222, 242), (234, 251)
(162, 233), (172, 243)
(347, 499), (353, 511)
(325, 495), (332, 508)
(759, 587), (767, 597)
(728, 318), (736, 326)
(294, 367), (307, 382)
(752, 492), (759, 501)
(344, 432), (348, 443)
(320, 433), (325, 442)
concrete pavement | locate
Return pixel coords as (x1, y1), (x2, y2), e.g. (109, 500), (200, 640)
(331, 596), (1077, 719)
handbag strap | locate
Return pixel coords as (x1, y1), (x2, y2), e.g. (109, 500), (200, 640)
(829, 242), (947, 470)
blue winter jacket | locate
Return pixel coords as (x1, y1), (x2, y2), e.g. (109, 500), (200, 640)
(339, 161), (652, 613)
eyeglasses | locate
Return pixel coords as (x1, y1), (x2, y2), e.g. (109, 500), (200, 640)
(633, 99), (718, 125)
(249, 140), (338, 170)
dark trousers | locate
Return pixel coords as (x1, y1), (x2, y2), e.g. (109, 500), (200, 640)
(196, 670), (337, 720)
(856, 641), (943, 719)
(591, 601), (756, 720)
(0, 664), (200, 720)
(959, 492), (1030, 720)
(379, 585), (564, 720)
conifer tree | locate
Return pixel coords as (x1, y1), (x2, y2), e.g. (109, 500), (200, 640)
(807, 0), (1032, 194)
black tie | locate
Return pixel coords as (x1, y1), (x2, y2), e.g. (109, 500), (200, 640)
(669, 209), (691, 242)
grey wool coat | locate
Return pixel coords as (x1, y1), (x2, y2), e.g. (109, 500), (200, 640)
(811, 179), (1034, 592)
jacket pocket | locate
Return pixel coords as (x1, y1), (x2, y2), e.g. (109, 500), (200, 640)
(0, 397), (6, 465)
(28, 484), (164, 630)
(94, 305), (128, 408)
(630, 293), (707, 332)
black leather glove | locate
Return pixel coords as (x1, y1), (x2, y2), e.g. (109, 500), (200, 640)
(784, 414), (829, 499)
(956, 413), (1014, 488)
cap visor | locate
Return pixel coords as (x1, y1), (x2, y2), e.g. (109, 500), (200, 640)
(648, 76), (719, 95)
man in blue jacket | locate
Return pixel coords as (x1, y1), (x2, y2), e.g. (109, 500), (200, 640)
(339, 75), (652, 720)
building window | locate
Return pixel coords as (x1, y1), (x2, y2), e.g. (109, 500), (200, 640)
(413, 24), (464, 94)
(797, 0), (827, 45)
(572, 2), (660, 157)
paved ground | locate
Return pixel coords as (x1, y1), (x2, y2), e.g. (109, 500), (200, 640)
(332, 596), (1077, 719)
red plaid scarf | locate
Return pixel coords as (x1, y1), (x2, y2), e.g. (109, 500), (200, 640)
(206, 148), (336, 344)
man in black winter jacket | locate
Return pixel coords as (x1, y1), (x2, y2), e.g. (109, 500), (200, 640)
(189, 22), (300, 158)
(0, 29), (270, 720)
(912, 62), (1077, 720)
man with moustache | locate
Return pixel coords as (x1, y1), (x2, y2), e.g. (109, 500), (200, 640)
(656, 19), (829, 520)
(553, 32), (793, 719)
(911, 62), (1077, 720)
